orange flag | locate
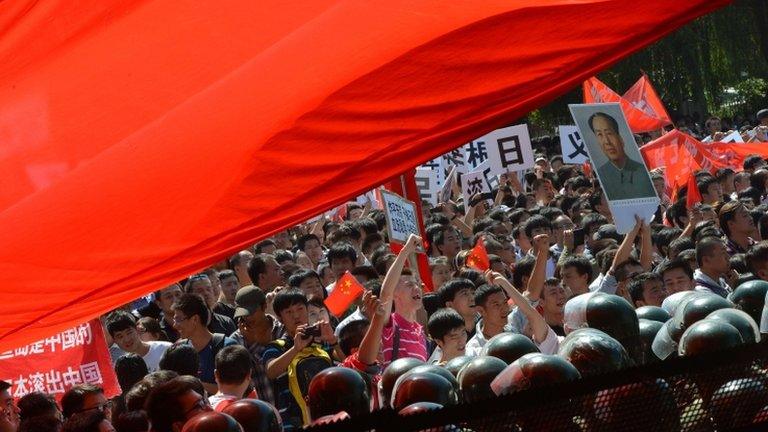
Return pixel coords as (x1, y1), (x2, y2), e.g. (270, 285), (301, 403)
(325, 271), (365, 317)
(686, 175), (702, 210)
(466, 236), (490, 271)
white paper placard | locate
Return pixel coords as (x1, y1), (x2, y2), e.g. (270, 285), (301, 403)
(380, 190), (421, 245)
(462, 169), (491, 206)
(569, 103), (660, 234)
(415, 167), (440, 206)
(484, 124), (535, 173)
(721, 130), (744, 143)
(558, 125), (589, 163)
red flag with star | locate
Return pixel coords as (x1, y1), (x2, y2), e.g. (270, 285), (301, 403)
(325, 271), (365, 317)
(466, 236), (490, 271)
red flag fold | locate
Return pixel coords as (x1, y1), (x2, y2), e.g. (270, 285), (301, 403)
(686, 175), (702, 210)
(325, 271), (365, 317)
(466, 237), (490, 271)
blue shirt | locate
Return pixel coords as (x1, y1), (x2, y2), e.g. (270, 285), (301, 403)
(185, 334), (237, 384)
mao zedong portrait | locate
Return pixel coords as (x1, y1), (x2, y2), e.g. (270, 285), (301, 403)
(588, 112), (656, 201)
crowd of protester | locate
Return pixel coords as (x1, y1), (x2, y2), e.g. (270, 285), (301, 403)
(4, 109), (768, 432)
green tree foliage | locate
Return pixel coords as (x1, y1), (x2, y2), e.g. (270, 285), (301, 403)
(529, 0), (768, 133)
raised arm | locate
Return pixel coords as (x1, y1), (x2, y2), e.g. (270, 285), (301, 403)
(610, 217), (642, 273)
(523, 234), (550, 302)
(379, 234), (421, 317)
(486, 271), (548, 344)
(639, 219), (652, 271)
(355, 291), (387, 365)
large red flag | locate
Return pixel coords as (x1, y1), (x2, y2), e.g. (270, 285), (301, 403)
(325, 272), (365, 317)
(466, 237), (491, 271)
(583, 75), (673, 133)
(0, 0), (730, 351)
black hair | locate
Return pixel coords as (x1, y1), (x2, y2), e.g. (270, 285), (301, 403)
(588, 112), (620, 134)
(730, 253), (748, 273)
(652, 227), (683, 257)
(18, 392), (59, 421)
(228, 251), (252, 271)
(523, 215), (552, 240)
(61, 384), (103, 419)
(349, 265), (377, 282)
(272, 289), (308, 317)
(474, 284), (505, 308)
(627, 272), (662, 306)
(614, 258), (642, 283)
(438, 278), (475, 303)
(62, 410), (106, 432)
(747, 241), (768, 275)
(217, 269), (238, 282)
(105, 310), (137, 337)
(422, 292), (444, 319)
(273, 249), (295, 265)
(456, 268), (486, 287)
(297, 234), (321, 252)
(580, 213), (609, 235)
(697, 176), (720, 198)
(112, 410), (149, 432)
(172, 293), (209, 327)
(125, 371), (178, 412)
(716, 168), (735, 181)
(215, 345), (252, 385)
(327, 242), (358, 266)
(696, 236), (726, 268)
(658, 257), (693, 281)
(158, 344), (199, 377)
(338, 319), (370, 357)
(744, 155), (765, 171)
(329, 222), (362, 244)
(668, 236), (695, 259)
(19, 415), (62, 432)
(373, 253), (396, 277)
(114, 353), (149, 393)
(362, 232), (385, 255)
(538, 206), (563, 222)
(368, 209), (387, 231)
(738, 186), (762, 207)
(473, 217), (500, 235)
(509, 209), (530, 226)
(145, 377), (198, 432)
(247, 253), (274, 286)
(354, 218), (379, 236)
(512, 256), (536, 290)
(254, 239), (277, 254)
(288, 269), (322, 289)
(363, 279), (383, 298)
(718, 200), (745, 238)
(561, 255), (593, 280)
(427, 308), (466, 341)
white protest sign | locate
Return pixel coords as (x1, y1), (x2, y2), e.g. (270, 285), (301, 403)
(473, 159), (501, 191)
(483, 124), (535, 173)
(380, 190), (421, 245)
(441, 148), (467, 176)
(462, 169), (491, 207)
(721, 130), (744, 143)
(420, 157), (445, 186)
(438, 165), (456, 204)
(569, 103), (660, 234)
(463, 139), (490, 172)
(558, 125), (589, 163)
(415, 167), (440, 206)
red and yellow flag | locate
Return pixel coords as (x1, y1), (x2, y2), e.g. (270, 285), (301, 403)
(325, 271), (365, 317)
(466, 237), (490, 271)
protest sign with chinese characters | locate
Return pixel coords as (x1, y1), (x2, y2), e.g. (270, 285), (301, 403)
(569, 103), (659, 234)
(558, 125), (589, 163)
(462, 169), (491, 206)
(415, 166), (440, 205)
(380, 189), (421, 245)
(0, 320), (119, 401)
(483, 124), (535, 173)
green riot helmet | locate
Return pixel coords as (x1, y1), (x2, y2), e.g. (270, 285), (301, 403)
(635, 305), (671, 323)
(558, 328), (631, 377)
(457, 356), (508, 403)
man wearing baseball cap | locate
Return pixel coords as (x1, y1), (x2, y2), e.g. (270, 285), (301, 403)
(230, 285), (285, 406)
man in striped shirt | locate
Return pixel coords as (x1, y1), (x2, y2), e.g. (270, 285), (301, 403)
(379, 235), (428, 367)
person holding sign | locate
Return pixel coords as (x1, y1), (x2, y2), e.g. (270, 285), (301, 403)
(588, 112), (656, 201)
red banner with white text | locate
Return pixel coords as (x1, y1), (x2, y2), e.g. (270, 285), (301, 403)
(0, 320), (119, 401)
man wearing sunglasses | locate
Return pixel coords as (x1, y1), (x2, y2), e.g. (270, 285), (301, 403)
(61, 384), (112, 421)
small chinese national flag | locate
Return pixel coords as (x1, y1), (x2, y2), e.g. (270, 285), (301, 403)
(582, 161), (592, 179)
(686, 175), (702, 210)
(466, 237), (490, 271)
(325, 271), (365, 317)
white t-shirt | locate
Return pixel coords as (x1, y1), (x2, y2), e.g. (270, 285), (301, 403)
(142, 341), (172, 372)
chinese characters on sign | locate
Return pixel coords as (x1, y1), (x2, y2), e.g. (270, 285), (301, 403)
(380, 190), (420, 244)
(483, 124), (534, 174)
(558, 125), (589, 163)
(0, 320), (119, 401)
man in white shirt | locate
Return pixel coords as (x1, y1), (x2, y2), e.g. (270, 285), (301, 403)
(105, 310), (171, 371)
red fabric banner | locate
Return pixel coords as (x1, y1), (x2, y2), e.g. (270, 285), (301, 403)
(583, 75), (673, 133)
(0, 0), (730, 351)
(686, 175), (702, 210)
(640, 129), (768, 196)
(0, 320), (119, 401)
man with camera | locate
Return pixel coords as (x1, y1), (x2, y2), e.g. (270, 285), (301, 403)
(262, 289), (341, 430)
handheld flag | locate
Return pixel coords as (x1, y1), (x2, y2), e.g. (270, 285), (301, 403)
(582, 161), (593, 179)
(325, 271), (365, 317)
(686, 175), (702, 210)
(466, 236), (490, 271)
